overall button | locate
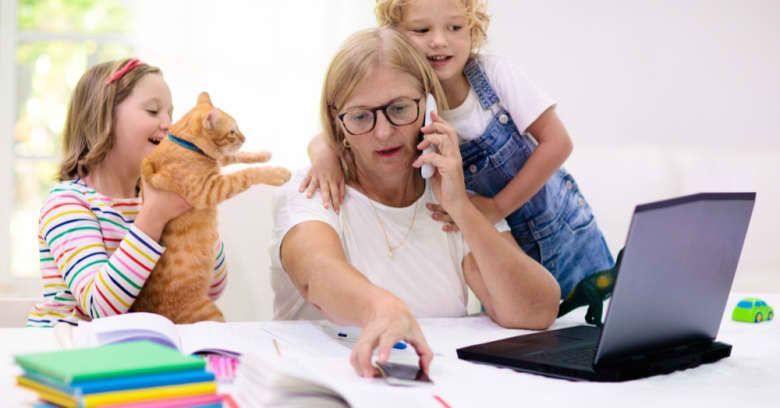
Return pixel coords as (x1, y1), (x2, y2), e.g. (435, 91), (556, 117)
(565, 180), (573, 190)
(498, 114), (509, 125)
(469, 164), (478, 173)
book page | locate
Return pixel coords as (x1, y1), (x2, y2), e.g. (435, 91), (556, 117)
(72, 312), (181, 350)
(177, 321), (275, 356)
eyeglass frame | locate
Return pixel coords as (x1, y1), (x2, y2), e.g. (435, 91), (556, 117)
(336, 97), (422, 136)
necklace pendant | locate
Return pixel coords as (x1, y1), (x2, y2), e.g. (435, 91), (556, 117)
(388, 249), (393, 259)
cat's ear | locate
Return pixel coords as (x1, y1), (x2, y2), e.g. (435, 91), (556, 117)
(197, 92), (213, 107)
(203, 109), (220, 130)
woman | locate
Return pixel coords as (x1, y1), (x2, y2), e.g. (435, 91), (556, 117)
(269, 28), (560, 377)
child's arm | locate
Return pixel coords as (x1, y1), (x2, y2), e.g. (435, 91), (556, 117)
(428, 107), (571, 230)
(208, 240), (227, 300)
(40, 190), (165, 319)
(490, 107), (572, 222)
(299, 134), (346, 213)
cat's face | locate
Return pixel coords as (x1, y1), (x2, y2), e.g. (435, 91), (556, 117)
(201, 108), (245, 154)
(172, 92), (246, 157)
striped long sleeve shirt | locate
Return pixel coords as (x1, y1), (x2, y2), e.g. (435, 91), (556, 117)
(28, 179), (228, 327)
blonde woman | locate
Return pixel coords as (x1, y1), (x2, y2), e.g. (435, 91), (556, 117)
(270, 28), (560, 378)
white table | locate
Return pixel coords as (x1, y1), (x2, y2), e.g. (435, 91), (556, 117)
(2, 292), (778, 407)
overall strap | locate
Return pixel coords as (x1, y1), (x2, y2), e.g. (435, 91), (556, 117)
(463, 58), (502, 115)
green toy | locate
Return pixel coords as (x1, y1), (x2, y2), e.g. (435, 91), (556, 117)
(732, 298), (774, 323)
(557, 249), (623, 327)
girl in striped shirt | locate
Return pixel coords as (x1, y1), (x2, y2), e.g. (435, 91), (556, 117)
(28, 58), (228, 327)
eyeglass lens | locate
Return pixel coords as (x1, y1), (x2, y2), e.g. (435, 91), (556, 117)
(342, 98), (419, 135)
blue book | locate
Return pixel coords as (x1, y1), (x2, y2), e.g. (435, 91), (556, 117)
(22, 368), (214, 394)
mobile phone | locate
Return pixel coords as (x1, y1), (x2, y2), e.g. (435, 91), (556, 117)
(420, 93), (438, 179)
(375, 361), (433, 386)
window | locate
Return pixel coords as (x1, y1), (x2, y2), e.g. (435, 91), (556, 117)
(1, 0), (134, 296)
(736, 301), (753, 309)
(1, 1), (375, 298)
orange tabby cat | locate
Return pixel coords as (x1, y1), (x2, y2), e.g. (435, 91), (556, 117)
(129, 92), (290, 323)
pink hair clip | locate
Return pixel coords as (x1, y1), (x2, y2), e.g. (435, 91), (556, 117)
(105, 58), (147, 85)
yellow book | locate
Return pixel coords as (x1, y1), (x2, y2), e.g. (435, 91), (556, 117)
(17, 376), (216, 407)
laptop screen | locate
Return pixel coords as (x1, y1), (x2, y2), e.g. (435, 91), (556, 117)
(595, 193), (755, 364)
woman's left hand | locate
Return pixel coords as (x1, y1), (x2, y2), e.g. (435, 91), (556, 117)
(413, 112), (469, 217)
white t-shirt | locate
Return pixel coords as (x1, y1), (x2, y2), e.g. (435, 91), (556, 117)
(269, 170), (508, 321)
(441, 54), (556, 142)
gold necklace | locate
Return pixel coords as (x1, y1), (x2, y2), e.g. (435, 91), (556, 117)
(367, 198), (419, 259)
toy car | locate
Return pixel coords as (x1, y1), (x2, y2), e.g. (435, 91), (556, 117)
(732, 298), (774, 323)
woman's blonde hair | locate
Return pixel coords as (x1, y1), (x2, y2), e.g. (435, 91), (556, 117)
(375, 0), (490, 55)
(320, 27), (448, 182)
(58, 58), (162, 181)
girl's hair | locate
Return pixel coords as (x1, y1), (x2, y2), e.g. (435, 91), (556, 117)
(375, 0), (490, 55)
(320, 27), (448, 182)
(58, 58), (162, 181)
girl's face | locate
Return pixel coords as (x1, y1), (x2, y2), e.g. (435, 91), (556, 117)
(400, 0), (472, 86)
(338, 65), (424, 182)
(111, 73), (172, 172)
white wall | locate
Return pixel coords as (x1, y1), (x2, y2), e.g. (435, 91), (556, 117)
(486, 0), (780, 149)
(126, 1), (780, 321)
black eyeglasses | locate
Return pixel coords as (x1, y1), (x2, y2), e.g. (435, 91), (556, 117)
(337, 97), (422, 135)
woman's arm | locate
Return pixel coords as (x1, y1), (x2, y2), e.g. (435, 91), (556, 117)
(298, 134), (346, 213)
(415, 112), (560, 329)
(280, 220), (432, 377)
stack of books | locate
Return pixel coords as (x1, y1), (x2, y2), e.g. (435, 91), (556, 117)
(14, 340), (227, 407)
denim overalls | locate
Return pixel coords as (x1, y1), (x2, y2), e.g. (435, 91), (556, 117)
(459, 58), (614, 298)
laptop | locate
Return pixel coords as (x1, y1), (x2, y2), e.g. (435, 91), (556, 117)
(457, 192), (756, 382)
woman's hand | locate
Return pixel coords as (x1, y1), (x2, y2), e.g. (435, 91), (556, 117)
(299, 138), (346, 214)
(413, 112), (470, 219)
(135, 181), (192, 241)
(349, 297), (433, 378)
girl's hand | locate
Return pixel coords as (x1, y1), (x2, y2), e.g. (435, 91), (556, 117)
(427, 194), (504, 232)
(299, 146), (346, 214)
(350, 298), (433, 378)
(468, 195), (505, 225)
(413, 112), (469, 218)
(135, 181), (192, 241)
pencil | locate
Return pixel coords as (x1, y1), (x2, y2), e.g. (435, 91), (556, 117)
(272, 338), (282, 356)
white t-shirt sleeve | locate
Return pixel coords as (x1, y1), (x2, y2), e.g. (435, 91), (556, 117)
(480, 54), (556, 133)
(270, 169), (340, 270)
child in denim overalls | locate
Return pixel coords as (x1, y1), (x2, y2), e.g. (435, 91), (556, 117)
(302, 0), (613, 300)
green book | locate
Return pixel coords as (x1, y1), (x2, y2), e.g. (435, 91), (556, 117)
(14, 340), (205, 384)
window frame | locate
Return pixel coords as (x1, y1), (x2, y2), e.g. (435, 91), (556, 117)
(0, 1), (131, 297)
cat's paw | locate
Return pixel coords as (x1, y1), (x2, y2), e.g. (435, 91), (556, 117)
(250, 150), (272, 163)
(252, 166), (292, 186)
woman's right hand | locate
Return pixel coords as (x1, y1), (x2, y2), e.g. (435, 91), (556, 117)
(349, 297), (433, 378)
(135, 181), (192, 241)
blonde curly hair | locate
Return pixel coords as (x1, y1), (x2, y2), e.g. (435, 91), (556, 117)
(375, 0), (490, 55)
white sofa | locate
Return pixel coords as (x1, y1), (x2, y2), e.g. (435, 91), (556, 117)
(216, 146), (780, 321)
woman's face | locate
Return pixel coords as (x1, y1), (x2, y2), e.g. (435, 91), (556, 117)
(339, 65), (424, 182)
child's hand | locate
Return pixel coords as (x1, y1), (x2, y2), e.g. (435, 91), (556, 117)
(469, 194), (505, 225)
(299, 148), (346, 214)
(425, 202), (459, 232)
(135, 181), (192, 241)
(426, 194), (504, 232)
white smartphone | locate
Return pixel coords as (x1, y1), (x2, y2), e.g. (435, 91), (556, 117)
(420, 93), (438, 179)
(375, 361), (433, 386)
